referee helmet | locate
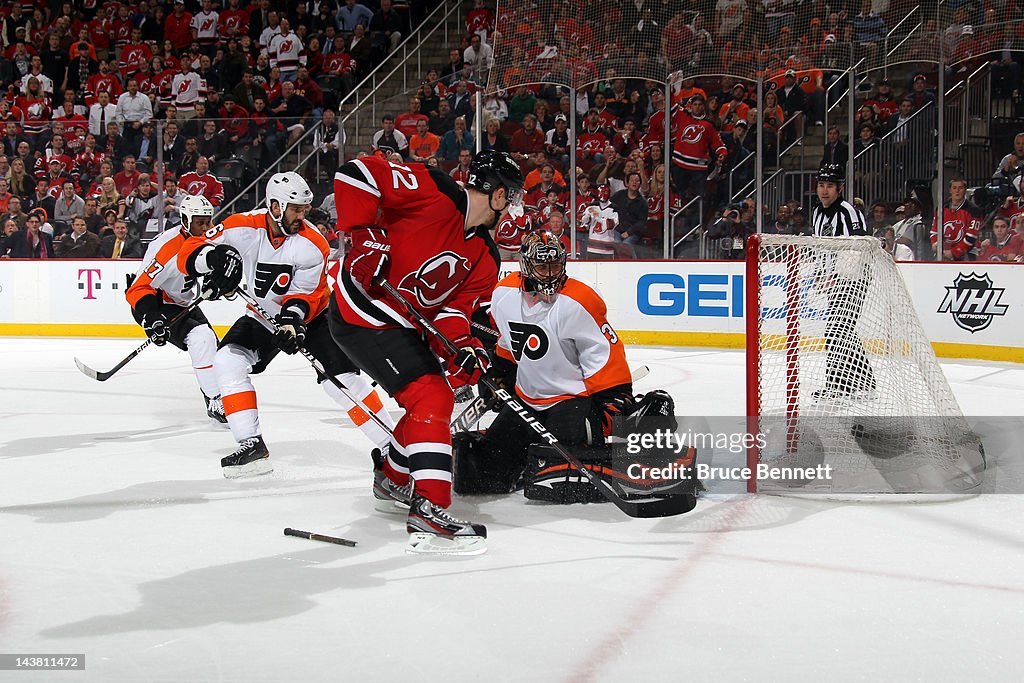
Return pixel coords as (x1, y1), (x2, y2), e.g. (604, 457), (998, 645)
(817, 163), (845, 184)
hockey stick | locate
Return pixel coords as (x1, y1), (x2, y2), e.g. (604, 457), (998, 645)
(284, 527), (357, 547)
(376, 279), (693, 518)
(449, 365), (651, 435)
(233, 289), (395, 437)
(74, 298), (204, 382)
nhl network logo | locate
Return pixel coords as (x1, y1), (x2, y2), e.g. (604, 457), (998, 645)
(937, 272), (1009, 333)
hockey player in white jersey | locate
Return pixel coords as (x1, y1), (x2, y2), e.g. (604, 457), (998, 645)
(453, 230), (694, 504)
(126, 193), (225, 424)
(178, 172), (395, 477)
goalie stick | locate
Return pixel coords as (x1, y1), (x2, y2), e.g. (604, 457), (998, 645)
(74, 297), (204, 381)
(376, 278), (693, 518)
(449, 365), (651, 434)
(233, 288), (396, 437)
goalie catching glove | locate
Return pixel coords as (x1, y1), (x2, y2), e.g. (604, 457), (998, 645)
(141, 310), (170, 346)
(345, 226), (390, 291)
(273, 301), (308, 354)
(200, 243), (243, 300)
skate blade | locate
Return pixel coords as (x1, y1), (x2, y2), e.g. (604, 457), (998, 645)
(373, 498), (411, 515)
(222, 458), (274, 479)
(406, 532), (487, 556)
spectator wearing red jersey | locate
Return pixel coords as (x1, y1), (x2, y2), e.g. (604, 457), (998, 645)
(592, 92), (618, 129)
(15, 77), (51, 139)
(85, 59), (123, 107)
(119, 28), (153, 81)
(113, 155), (142, 197)
(578, 109), (612, 162)
(979, 217), (1023, 262)
(220, 0), (250, 39)
(865, 80), (898, 122)
(466, 0), (494, 44)
(931, 178), (982, 261)
(165, 0), (194, 52)
(494, 205), (533, 260)
(509, 114), (545, 166)
(178, 156), (224, 206)
(670, 93), (726, 207)
(450, 148), (473, 185)
(394, 96), (429, 140)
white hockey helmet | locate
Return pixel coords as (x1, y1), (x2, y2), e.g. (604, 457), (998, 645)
(266, 171), (314, 216)
(179, 192), (215, 234)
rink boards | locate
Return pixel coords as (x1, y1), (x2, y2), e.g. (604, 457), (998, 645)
(0, 258), (1021, 362)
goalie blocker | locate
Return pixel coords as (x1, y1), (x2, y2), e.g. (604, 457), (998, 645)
(454, 389), (699, 505)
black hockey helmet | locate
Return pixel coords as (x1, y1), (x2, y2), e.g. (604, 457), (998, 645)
(817, 162), (845, 184)
(466, 150), (525, 203)
(520, 229), (568, 296)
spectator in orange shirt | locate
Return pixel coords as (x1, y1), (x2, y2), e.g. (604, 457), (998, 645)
(407, 118), (441, 163)
(719, 83), (750, 135)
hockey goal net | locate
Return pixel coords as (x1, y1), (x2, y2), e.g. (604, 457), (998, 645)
(745, 234), (984, 495)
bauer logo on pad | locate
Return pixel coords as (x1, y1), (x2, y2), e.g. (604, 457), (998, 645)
(937, 272), (1009, 333)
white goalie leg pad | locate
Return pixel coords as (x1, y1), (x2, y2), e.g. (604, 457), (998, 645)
(215, 344), (261, 442)
(185, 325), (220, 399)
(406, 534), (487, 556)
(321, 372), (395, 448)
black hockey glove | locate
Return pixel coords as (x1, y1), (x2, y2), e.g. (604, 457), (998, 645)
(446, 334), (490, 389)
(200, 244), (243, 300)
(594, 385), (635, 438)
(478, 354), (517, 412)
(142, 310), (170, 346)
(273, 302), (308, 355)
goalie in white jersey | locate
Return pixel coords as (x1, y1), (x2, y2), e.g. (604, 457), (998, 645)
(454, 230), (690, 503)
(126, 194), (225, 424)
(178, 172), (395, 478)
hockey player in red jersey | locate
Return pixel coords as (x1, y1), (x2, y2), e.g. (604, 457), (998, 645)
(126, 193), (225, 424)
(178, 172), (394, 478)
(330, 150), (524, 554)
(453, 230), (695, 507)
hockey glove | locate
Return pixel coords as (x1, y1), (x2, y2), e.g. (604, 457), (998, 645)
(200, 244), (243, 300)
(272, 302), (308, 355)
(142, 310), (170, 346)
(345, 227), (390, 291)
(595, 386), (635, 438)
(446, 335), (490, 389)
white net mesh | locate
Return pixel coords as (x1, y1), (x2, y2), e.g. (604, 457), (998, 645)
(749, 234), (985, 494)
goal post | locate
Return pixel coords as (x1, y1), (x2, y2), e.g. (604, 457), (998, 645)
(745, 233), (985, 495)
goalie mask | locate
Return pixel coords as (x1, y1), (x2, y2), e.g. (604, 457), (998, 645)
(519, 229), (567, 296)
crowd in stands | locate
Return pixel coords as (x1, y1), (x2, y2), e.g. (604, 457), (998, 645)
(1, 0), (1022, 262)
(347, 0), (1024, 261)
(0, 0), (423, 259)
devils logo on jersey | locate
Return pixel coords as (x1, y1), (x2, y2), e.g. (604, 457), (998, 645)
(508, 321), (549, 361)
(253, 262), (293, 297)
(680, 124), (704, 144)
(398, 251), (471, 308)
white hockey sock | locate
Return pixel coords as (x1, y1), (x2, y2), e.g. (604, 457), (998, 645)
(185, 325), (220, 398)
(321, 372), (395, 448)
(216, 344), (261, 442)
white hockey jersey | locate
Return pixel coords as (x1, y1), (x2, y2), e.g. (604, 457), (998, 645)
(581, 202), (619, 256)
(191, 10), (220, 44)
(127, 228), (198, 310)
(178, 208), (330, 329)
(269, 32), (306, 73)
(171, 71), (205, 109)
(491, 273), (631, 410)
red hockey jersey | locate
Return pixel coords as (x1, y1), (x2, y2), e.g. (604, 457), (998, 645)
(332, 156), (500, 338)
(931, 201), (982, 260)
(670, 105), (727, 171)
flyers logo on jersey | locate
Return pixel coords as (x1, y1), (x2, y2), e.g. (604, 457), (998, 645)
(398, 251), (470, 308)
(253, 262), (293, 297)
(508, 321), (549, 361)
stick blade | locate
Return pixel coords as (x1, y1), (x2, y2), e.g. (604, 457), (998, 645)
(74, 357), (103, 381)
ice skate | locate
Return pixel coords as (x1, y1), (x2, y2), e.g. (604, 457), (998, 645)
(204, 393), (228, 424)
(371, 445), (413, 515)
(406, 495), (487, 556)
(221, 436), (273, 478)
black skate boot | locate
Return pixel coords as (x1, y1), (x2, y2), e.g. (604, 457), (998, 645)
(221, 436), (272, 478)
(204, 394), (228, 424)
(406, 495), (487, 555)
(371, 445), (413, 515)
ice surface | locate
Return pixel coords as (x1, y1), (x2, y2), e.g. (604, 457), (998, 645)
(1, 338), (1023, 682)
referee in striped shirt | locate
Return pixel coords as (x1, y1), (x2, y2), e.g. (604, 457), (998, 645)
(812, 163), (876, 399)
